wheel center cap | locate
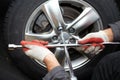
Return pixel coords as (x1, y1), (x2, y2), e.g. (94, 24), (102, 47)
(61, 32), (71, 43)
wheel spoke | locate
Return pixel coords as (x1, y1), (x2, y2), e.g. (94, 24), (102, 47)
(41, 0), (65, 33)
(25, 30), (56, 41)
(66, 7), (99, 34)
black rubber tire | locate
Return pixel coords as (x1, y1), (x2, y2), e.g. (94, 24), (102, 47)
(4, 0), (120, 80)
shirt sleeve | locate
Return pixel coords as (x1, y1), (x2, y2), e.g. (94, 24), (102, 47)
(43, 66), (70, 80)
(108, 21), (120, 42)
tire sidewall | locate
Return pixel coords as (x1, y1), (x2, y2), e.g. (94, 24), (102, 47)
(6, 0), (120, 80)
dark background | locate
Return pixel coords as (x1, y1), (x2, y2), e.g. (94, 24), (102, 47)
(0, 0), (120, 61)
(0, 0), (120, 80)
(0, 0), (31, 80)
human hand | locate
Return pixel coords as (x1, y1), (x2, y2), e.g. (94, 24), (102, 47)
(78, 31), (109, 54)
(21, 40), (53, 62)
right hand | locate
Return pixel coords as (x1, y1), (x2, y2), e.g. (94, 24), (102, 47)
(21, 40), (53, 62)
(78, 31), (109, 54)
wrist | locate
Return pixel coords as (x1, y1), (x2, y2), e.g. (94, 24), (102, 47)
(43, 54), (60, 71)
(102, 28), (113, 42)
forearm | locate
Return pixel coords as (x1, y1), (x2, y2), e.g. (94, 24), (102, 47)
(43, 66), (70, 80)
(43, 54), (60, 71)
(43, 54), (70, 80)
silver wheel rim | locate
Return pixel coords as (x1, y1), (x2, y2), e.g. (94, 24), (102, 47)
(25, 0), (103, 70)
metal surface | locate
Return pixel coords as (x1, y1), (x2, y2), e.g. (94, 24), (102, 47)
(66, 7), (99, 34)
(8, 42), (120, 50)
(45, 42), (120, 47)
(60, 27), (77, 80)
(8, 44), (22, 50)
(23, 0), (104, 71)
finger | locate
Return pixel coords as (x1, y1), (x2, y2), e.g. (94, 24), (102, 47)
(84, 43), (97, 54)
(76, 46), (88, 52)
(81, 46), (89, 51)
(32, 40), (48, 45)
(21, 40), (44, 47)
(78, 38), (104, 44)
(99, 44), (105, 49)
(84, 46), (95, 54)
(21, 40), (36, 45)
(21, 40), (26, 45)
(90, 46), (101, 54)
(24, 45), (39, 49)
(94, 44), (105, 54)
(89, 44), (104, 54)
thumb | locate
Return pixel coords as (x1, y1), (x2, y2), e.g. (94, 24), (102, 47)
(78, 33), (93, 44)
(78, 36), (91, 44)
(78, 38), (87, 44)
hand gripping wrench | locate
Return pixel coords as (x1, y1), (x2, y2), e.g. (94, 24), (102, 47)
(8, 42), (120, 80)
(8, 42), (120, 50)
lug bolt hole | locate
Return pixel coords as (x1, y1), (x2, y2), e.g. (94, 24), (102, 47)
(69, 38), (76, 43)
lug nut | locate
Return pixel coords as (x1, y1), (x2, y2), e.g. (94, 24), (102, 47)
(52, 36), (58, 40)
(69, 28), (75, 33)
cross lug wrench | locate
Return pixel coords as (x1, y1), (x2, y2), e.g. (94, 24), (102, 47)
(8, 42), (120, 50)
(59, 26), (77, 80)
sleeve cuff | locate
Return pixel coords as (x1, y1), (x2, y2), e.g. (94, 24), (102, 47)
(43, 66), (65, 80)
(108, 21), (120, 42)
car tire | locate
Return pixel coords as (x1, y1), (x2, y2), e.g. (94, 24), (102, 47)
(4, 0), (120, 80)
